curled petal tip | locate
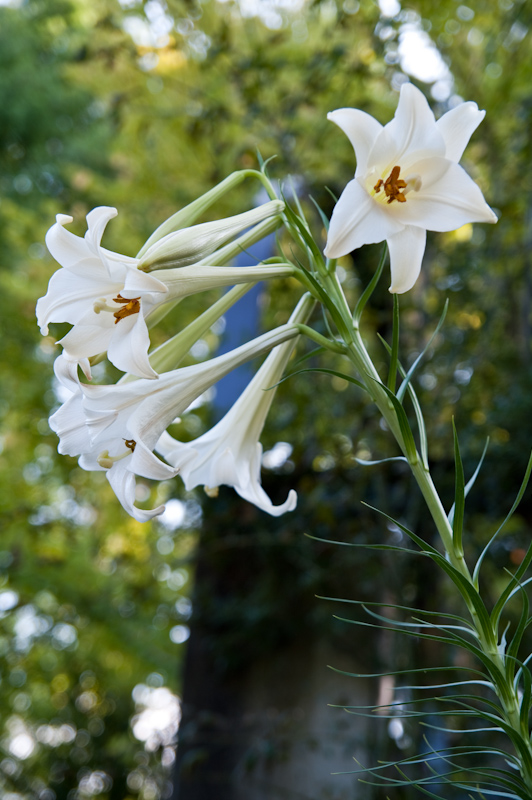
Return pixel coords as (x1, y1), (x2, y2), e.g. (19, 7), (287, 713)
(55, 214), (73, 225)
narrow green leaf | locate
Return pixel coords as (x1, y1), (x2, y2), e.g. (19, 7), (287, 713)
(270, 366), (367, 392)
(477, 448), (532, 592)
(518, 659), (532, 729)
(291, 345), (327, 368)
(450, 419), (466, 557)
(309, 194), (330, 232)
(388, 293), (400, 393)
(353, 243), (387, 325)
(396, 299), (449, 403)
(368, 377), (418, 462)
(506, 587), (530, 680)
(282, 198), (324, 266)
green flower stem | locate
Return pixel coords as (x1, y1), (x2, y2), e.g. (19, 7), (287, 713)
(295, 324), (347, 354)
(323, 274), (532, 790)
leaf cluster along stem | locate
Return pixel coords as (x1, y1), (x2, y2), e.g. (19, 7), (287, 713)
(290, 242), (532, 793)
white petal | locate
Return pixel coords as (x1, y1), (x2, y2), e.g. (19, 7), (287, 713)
(45, 214), (89, 269)
(369, 83), (445, 170)
(58, 311), (115, 359)
(236, 484), (298, 517)
(436, 102), (485, 162)
(49, 393), (92, 457)
(324, 178), (404, 258)
(130, 439), (179, 481)
(327, 108), (382, 176)
(395, 160), (497, 231)
(107, 311), (158, 379)
(85, 207), (118, 253)
(54, 353), (92, 388)
(234, 445), (297, 516)
(387, 226), (427, 294)
(122, 268), (168, 296)
(36, 262), (119, 332)
(106, 462), (165, 523)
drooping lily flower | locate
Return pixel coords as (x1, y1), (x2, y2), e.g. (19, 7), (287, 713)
(49, 322), (301, 522)
(156, 294), (314, 516)
(324, 83), (497, 293)
(37, 202), (289, 380)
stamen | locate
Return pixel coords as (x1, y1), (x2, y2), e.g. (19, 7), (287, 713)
(204, 485), (219, 498)
(97, 439), (137, 469)
(373, 166), (411, 204)
(384, 166), (407, 204)
(113, 294), (141, 324)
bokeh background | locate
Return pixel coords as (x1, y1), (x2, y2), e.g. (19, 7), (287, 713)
(1, 0), (532, 797)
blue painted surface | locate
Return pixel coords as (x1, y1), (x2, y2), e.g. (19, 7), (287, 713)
(212, 233), (275, 419)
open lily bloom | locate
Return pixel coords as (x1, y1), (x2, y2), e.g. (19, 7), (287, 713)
(50, 323), (301, 522)
(37, 203), (289, 380)
(37, 207), (167, 379)
(324, 83), (497, 293)
(156, 294), (314, 516)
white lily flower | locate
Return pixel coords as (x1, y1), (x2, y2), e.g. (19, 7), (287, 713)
(49, 323), (301, 522)
(37, 207), (168, 380)
(156, 294), (314, 517)
(36, 204), (290, 380)
(324, 83), (497, 293)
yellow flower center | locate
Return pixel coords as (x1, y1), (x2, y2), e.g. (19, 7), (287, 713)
(374, 165), (407, 204)
(371, 166), (422, 206)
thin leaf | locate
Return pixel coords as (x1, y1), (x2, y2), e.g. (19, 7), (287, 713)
(309, 194), (330, 232)
(388, 293), (400, 393)
(396, 299), (449, 403)
(476, 448), (532, 590)
(506, 587), (530, 680)
(367, 377), (418, 462)
(450, 419), (466, 557)
(353, 243), (387, 325)
(270, 366), (367, 392)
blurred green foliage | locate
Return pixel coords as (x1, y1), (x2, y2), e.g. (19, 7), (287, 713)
(1, 0), (532, 797)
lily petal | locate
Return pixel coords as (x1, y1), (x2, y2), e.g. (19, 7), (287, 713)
(387, 226), (427, 294)
(85, 207), (118, 264)
(437, 102), (485, 163)
(327, 109), (383, 176)
(368, 84), (445, 171)
(45, 214), (89, 269)
(395, 159), (497, 231)
(325, 178), (404, 258)
(106, 311), (158, 380)
(106, 462), (166, 523)
(36, 261), (117, 334)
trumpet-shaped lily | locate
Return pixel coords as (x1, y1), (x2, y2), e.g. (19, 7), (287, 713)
(156, 294), (314, 516)
(49, 322), (301, 522)
(37, 203), (290, 380)
(324, 83), (497, 293)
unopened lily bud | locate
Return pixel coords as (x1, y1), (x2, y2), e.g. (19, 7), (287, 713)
(139, 200), (284, 272)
